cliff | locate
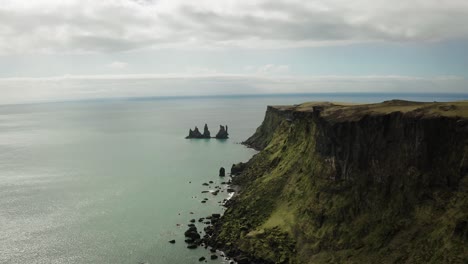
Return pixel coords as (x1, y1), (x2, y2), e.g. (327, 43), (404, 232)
(206, 100), (468, 263)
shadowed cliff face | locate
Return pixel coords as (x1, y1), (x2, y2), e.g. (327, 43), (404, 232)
(208, 101), (468, 264)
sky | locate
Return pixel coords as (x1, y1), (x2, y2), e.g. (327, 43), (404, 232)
(0, 0), (467, 104)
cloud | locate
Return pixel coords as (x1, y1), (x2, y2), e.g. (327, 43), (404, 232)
(245, 64), (290, 75)
(0, 74), (466, 105)
(107, 61), (128, 69)
(1, 0), (468, 54)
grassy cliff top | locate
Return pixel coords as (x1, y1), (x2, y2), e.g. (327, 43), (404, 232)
(272, 99), (468, 121)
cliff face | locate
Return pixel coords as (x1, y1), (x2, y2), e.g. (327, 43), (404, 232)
(208, 100), (468, 263)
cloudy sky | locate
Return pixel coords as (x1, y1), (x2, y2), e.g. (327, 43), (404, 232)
(1, 0), (468, 104)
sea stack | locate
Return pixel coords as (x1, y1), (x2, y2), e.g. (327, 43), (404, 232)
(202, 124), (211, 138)
(186, 125), (211, 139)
(215, 125), (229, 139)
(219, 167), (225, 177)
(185, 126), (202, 139)
(186, 124), (229, 139)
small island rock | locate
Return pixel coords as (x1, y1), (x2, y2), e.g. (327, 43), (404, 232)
(215, 125), (229, 139)
(186, 124), (211, 139)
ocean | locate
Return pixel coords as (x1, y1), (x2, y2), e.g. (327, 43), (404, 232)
(1, 93), (467, 264)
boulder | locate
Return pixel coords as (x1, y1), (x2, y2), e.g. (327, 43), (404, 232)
(219, 167), (225, 176)
(187, 244), (198, 249)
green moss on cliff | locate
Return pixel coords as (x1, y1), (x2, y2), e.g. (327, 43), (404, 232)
(210, 100), (468, 263)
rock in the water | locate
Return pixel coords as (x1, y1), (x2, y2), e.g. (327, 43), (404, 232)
(215, 125), (229, 139)
(198, 256), (206, 262)
(219, 167), (225, 176)
(184, 227), (201, 240)
(187, 244), (198, 249)
(202, 124), (211, 138)
(185, 126), (203, 139)
(210, 255), (218, 260)
(186, 125), (211, 139)
(168, 240), (175, 244)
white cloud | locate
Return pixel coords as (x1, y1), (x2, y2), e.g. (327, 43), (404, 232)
(244, 64), (290, 75)
(107, 61), (128, 69)
(1, 0), (468, 54)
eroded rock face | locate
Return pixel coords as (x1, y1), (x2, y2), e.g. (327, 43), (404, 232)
(203, 124), (211, 138)
(230, 162), (246, 176)
(215, 125), (229, 139)
(186, 124), (229, 139)
(186, 125), (211, 139)
(206, 101), (468, 264)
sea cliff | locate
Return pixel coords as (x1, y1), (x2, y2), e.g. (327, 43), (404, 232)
(205, 100), (468, 263)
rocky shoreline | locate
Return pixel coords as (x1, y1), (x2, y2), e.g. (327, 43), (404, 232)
(172, 163), (244, 263)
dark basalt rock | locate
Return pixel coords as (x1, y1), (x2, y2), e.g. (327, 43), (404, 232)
(186, 124), (211, 139)
(219, 167), (225, 177)
(212, 213), (221, 218)
(186, 124), (230, 139)
(198, 257), (206, 262)
(215, 125), (229, 139)
(230, 162), (246, 176)
(168, 240), (175, 244)
(187, 244), (198, 249)
(184, 226), (201, 240)
(202, 124), (211, 138)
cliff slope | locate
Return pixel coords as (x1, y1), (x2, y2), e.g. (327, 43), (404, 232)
(208, 100), (468, 263)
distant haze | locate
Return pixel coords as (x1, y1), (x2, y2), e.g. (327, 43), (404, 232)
(1, 1), (468, 104)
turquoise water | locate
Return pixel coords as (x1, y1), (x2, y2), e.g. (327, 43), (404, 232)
(1, 93), (467, 264)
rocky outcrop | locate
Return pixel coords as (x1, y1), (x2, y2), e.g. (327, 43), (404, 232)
(186, 124), (229, 139)
(230, 162), (247, 176)
(215, 125), (229, 139)
(205, 100), (468, 263)
(203, 124), (211, 138)
(186, 126), (204, 139)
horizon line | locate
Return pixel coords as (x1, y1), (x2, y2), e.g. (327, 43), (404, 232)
(1, 92), (468, 107)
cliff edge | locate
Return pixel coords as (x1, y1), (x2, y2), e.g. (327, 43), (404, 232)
(207, 100), (468, 263)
